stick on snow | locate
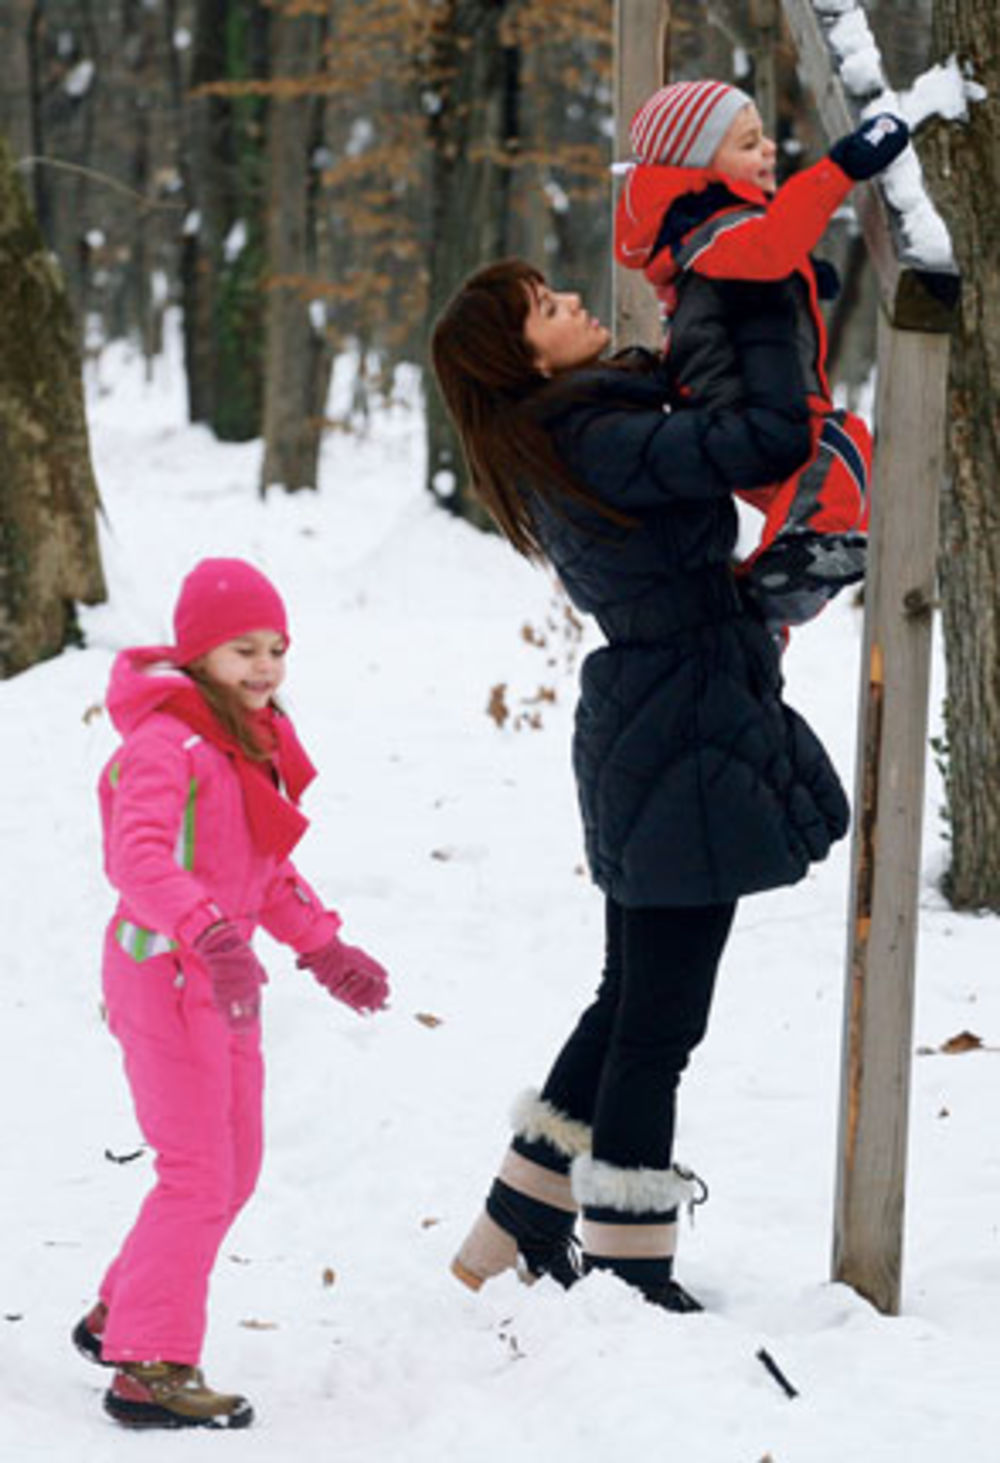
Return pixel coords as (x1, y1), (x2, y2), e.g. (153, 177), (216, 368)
(756, 1347), (799, 1399)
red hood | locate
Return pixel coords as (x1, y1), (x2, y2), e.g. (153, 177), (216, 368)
(615, 163), (769, 276)
(106, 645), (190, 737)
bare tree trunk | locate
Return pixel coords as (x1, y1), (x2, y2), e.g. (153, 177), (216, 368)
(0, 131), (105, 677)
(183, 0), (267, 441)
(422, 0), (520, 524)
(0, 0), (35, 162)
(823, 231), (878, 407)
(23, 0), (99, 326)
(866, 0), (934, 83)
(922, 0), (1000, 908)
(259, 2), (330, 494)
(749, 0), (779, 137)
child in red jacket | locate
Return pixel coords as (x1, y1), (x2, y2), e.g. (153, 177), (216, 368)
(72, 558), (390, 1431)
(615, 80), (909, 635)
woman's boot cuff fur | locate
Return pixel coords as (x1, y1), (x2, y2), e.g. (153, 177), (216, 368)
(510, 1089), (592, 1161)
(571, 1155), (703, 1215)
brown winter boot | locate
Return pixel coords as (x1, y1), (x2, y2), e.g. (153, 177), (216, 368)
(103, 1361), (254, 1430)
(71, 1300), (110, 1366)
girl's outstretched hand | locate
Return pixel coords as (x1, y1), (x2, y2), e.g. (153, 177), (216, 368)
(195, 921), (268, 1029)
(297, 936), (390, 1015)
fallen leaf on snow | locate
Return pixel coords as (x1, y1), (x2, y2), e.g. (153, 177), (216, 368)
(486, 683), (509, 728)
(940, 1030), (984, 1054)
(520, 685), (556, 706)
(917, 1030), (994, 1057)
(415, 1011), (443, 1029)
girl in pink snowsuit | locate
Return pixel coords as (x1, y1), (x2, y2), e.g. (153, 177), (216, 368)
(73, 558), (390, 1431)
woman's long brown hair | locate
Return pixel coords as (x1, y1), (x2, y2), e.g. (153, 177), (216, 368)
(430, 258), (637, 559)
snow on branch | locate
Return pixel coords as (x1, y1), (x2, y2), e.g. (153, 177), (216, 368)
(812, 0), (986, 269)
(899, 58), (988, 131)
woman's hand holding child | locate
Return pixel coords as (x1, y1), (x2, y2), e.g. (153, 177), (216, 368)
(195, 921), (268, 1029)
(298, 936), (390, 1015)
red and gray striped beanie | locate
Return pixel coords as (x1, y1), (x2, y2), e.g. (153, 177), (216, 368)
(630, 80), (753, 168)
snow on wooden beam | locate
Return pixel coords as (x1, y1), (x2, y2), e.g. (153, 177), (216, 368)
(781, 0), (960, 331)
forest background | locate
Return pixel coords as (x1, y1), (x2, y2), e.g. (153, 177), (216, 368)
(0, 0), (932, 495)
(0, 0), (998, 911)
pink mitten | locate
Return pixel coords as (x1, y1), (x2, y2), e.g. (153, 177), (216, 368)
(297, 936), (390, 1015)
(195, 921), (267, 1029)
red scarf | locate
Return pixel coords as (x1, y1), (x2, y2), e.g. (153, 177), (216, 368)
(162, 683), (316, 861)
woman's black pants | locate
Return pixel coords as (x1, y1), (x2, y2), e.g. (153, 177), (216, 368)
(539, 897), (737, 1171)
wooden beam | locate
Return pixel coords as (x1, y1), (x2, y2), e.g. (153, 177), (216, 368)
(776, 0), (960, 1314)
(780, 0), (959, 331)
(832, 320), (950, 1313)
(749, 0), (780, 139)
(612, 0), (670, 349)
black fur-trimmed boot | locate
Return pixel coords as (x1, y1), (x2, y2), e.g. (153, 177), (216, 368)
(572, 1154), (707, 1313)
(451, 1089), (590, 1292)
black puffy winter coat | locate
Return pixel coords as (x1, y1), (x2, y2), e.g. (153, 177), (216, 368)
(525, 285), (849, 907)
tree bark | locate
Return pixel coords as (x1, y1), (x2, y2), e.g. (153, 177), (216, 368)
(922, 0), (1000, 907)
(422, 0), (520, 524)
(0, 130), (105, 678)
(183, 0), (267, 441)
(0, 0), (35, 163)
(259, 2), (331, 494)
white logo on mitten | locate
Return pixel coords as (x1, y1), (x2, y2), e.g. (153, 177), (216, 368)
(863, 115), (900, 147)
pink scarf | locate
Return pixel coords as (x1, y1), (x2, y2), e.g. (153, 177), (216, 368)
(163, 683), (316, 861)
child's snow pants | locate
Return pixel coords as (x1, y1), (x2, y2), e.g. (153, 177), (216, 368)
(98, 934), (264, 1364)
(736, 407), (873, 630)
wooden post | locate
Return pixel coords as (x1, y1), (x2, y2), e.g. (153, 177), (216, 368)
(612, 0), (670, 349)
(834, 321), (950, 1312)
(779, 0), (960, 1314)
(749, 0), (780, 139)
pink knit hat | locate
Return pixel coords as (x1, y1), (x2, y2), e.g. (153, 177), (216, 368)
(630, 80), (754, 168)
(172, 558), (289, 665)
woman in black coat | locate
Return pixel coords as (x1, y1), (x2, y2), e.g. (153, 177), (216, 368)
(430, 259), (848, 1311)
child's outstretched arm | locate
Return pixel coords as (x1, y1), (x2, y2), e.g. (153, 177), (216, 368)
(686, 115), (909, 282)
(258, 862), (390, 1015)
(298, 939), (390, 1015)
(257, 861), (341, 953)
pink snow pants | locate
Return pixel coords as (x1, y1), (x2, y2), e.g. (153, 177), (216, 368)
(98, 935), (264, 1364)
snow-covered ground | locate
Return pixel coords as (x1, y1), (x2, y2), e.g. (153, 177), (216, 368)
(1, 332), (998, 1461)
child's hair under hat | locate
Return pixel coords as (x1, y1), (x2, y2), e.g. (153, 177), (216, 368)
(173, 558), (289, 666)
(630, 79), (753, 168)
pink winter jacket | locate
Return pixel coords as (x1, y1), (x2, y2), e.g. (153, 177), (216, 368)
(99, 647), (339, 967)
